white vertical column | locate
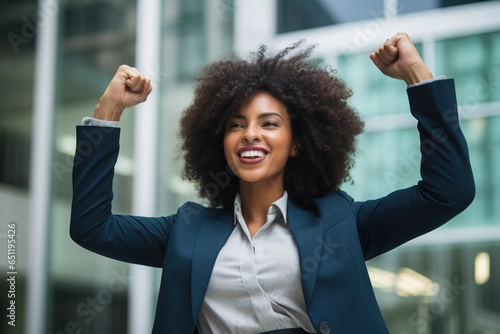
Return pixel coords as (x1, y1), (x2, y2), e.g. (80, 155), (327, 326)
(205, 0), (225, 62)
(26, 0), (59, 333)
(384, 0), (398, 18)
(128, 0), (162, 333)
(422, 35), (436, 77)
(234, 0), (276, 52)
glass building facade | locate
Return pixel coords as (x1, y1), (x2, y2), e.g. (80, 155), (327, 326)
(0, 0), (498, 333)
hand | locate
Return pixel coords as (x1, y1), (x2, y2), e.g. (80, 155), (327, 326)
(369, 32), (433, 85)
(94, 65), (153, 121)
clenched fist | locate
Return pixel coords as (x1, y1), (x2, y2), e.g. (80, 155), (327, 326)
(94, 65), (153, 121)
(370, 32), (433, 85)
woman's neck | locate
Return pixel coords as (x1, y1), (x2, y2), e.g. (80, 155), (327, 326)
(238, 179), (285, 234)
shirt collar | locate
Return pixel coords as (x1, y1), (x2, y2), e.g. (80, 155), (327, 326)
(233, 191), (288, 226)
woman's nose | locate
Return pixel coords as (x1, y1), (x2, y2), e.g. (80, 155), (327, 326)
(242, 124), (262, 143)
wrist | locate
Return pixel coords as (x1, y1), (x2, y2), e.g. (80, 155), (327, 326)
(403, 64), (433, 86)
(94, 97), (124, 121)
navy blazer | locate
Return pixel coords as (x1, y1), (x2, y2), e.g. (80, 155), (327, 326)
(71, 79), (474, 334)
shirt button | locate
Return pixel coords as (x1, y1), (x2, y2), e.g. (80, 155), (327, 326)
(319, 321), (332, 334)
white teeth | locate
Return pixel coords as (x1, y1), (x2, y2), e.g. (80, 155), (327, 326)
(240, 150), (265, 158)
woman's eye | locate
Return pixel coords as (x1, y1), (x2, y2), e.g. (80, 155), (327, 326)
(229, 123), (243, 128)
(263, 121), (278, 127)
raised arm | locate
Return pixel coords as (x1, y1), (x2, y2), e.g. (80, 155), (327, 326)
(350, 33), (475, 260)
(70, 66), (174, 268)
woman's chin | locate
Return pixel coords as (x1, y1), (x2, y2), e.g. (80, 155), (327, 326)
(236, 171), (285, 186)
(237, 174), (265, 184)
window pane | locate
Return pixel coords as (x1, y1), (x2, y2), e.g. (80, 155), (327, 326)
(176, 20), (207, 82)
(399, 0), (494, 14)
(342, 127), (420, 200)
(436, 31), (500, 105)
(337, 52), (412, 117)
(277, 0), (384, 33)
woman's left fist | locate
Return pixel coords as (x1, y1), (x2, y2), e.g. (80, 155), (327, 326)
(370, 32), (433, 85)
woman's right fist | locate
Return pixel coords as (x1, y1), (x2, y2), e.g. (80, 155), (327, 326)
(94, 65), (153, 121)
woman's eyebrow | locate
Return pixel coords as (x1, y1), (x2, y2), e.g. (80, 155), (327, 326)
(231, 112), (284, 120)
(258, 112), (283, 120)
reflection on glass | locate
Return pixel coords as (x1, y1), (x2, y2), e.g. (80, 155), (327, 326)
(475, 252), (490, 285)
(367, 242), (500, 333)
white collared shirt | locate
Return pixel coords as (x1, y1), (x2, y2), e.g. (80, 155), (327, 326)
(196, 191), (316, 334)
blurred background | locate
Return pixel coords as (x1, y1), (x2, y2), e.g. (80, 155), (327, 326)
(0, 0), (499, 333)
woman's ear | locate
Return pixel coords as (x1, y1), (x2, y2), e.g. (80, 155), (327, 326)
(290, 139), (302, 158)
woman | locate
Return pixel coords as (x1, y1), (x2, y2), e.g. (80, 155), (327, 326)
(71, 33), (475, 333)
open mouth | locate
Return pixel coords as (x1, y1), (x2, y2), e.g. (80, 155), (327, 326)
(238, 150), (267, 158)
(237, 147), (268, 164)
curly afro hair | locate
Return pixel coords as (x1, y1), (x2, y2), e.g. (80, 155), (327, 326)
(179, 40), (364, 209)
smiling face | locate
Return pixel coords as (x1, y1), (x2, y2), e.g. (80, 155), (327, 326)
(223, 91), (297, 187)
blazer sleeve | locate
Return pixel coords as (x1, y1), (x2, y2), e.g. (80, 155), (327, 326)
(70, 125), (175, 268)
(349, 79), (475, 260)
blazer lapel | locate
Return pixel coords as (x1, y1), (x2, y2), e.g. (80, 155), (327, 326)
(190, 208), (234, 326)
(287, 198), (324, 305)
